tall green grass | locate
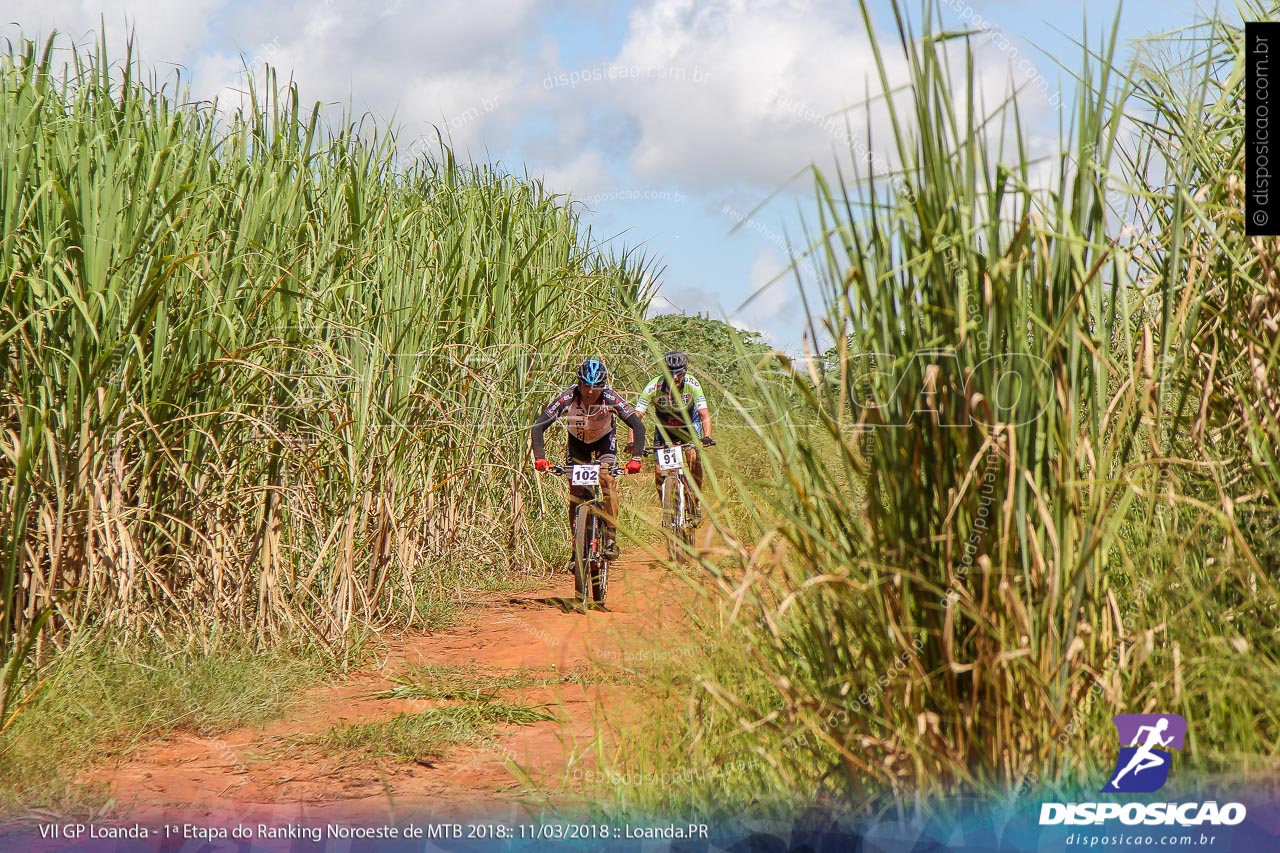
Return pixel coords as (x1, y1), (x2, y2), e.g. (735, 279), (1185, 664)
(596, 1), (1280, 818)
(1127, 4), (1280, 569)
(0, 34), (654, 723)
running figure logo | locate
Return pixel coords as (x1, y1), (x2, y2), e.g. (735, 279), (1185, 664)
(1101, 714), (1187, 794)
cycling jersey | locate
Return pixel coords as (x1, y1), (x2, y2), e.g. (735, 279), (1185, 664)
(634, 374), (709, 427)
(650, 421), (702, 446)
(531, 386), (644, 459)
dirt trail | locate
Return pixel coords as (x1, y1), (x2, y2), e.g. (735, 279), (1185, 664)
(85, 549), (695, 826)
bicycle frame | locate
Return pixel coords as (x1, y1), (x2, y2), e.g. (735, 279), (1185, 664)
(651, 442), (700, 562)
(548, 461), (622, 607)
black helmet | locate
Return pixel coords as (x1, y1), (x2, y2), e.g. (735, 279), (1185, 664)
(577, 358), (609, 387)
(662, 351), (689, 372)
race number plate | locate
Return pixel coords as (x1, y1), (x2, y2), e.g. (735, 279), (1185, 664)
(570, 464), (601, 487)
(655, 446), (684, 471)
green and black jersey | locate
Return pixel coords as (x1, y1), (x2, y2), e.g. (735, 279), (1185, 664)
(634, 374), (709, 429)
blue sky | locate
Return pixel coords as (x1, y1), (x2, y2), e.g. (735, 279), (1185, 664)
(6, 0), (1205, 350)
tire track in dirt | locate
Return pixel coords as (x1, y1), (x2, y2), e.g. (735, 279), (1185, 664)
(82, 547), (694, 826)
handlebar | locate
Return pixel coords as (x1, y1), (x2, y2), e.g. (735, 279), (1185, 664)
(546, 464), (625, 477)
(649, 438), (715, 450)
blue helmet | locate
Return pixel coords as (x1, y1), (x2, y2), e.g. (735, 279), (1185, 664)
(577, 358), (609, 388)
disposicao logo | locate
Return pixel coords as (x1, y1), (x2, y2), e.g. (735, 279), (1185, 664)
(1039, 713), (1247, 827)
(1101, 713), (1186, 794)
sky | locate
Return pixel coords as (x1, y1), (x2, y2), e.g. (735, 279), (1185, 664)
(4, 0), (1205, 351)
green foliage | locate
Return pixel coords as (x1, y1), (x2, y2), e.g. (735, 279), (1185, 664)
(644, 312), (773, 387)
(377, 665), (563, 701)
(596, 0), (1280, 817)
(310, 703), (557, 765)
(0, 33), (655, 682)
(1128, 2), (1280, 567)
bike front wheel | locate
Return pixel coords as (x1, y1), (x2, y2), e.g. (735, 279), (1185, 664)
(573, 506), (592, 606)
(661, 476), (689, 564)
(592, 551), (608, 605)
(678, 478), (696, 550)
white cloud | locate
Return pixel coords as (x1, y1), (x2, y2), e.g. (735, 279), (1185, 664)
(6, 0), (544, 151)
(537, 150), (614, 199)
(727, 318), (783, 349)
(652, 247), (804, 347)
(647, 294), (683, 315)
(6, 0), (1055, 201)
(601, 0), (904, 189)
(543, 0), (1056, 193)
(4, 0), (226, 63)
(735, 246), (801, 324)
(651, 283), (732, 321)
(184, 0), (540, 148)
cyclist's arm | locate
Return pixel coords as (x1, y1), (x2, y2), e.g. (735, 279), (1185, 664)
(530, 414), (554, 460)
(689, 376), (712, 438)
(633, 378), (658, 418)
(627, 379), (658, 452)
(530, 396), (567, 460)
(604, 389), (645, 458)
(622, 411), (645, 458)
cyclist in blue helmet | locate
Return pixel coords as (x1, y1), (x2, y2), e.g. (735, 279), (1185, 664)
(532, 358), (645, 560)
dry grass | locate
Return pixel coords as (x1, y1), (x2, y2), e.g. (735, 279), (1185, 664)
(0, 34), (657, 725)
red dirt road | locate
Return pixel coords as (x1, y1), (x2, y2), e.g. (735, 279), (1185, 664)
(82, 551), (695, 827)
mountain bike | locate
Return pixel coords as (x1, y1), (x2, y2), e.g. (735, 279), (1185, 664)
(547, 461), (624, 608)
(651, 439), (714, 563)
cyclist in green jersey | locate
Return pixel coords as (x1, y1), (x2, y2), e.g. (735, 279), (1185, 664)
(627, 351), (716, 516)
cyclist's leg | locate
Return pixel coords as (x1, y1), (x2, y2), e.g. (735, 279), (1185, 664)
(599, 468), (618, 528)
(656, 426), (690, 518)
(685, 446), (702, 486)
(657, 426), (700, 521)
(686, 450), (705, 523)
(566, 436), (592, 555)
(596, 431), (619, 526)
(594, 433), (620, 558)
(689, 419), (705, 490)
(652, 424), (675, 503)
(689, 449), (704, 497)
(665, 427), (696, 473)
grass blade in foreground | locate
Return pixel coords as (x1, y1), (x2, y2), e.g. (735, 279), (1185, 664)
(589, 1), (1280, 818)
